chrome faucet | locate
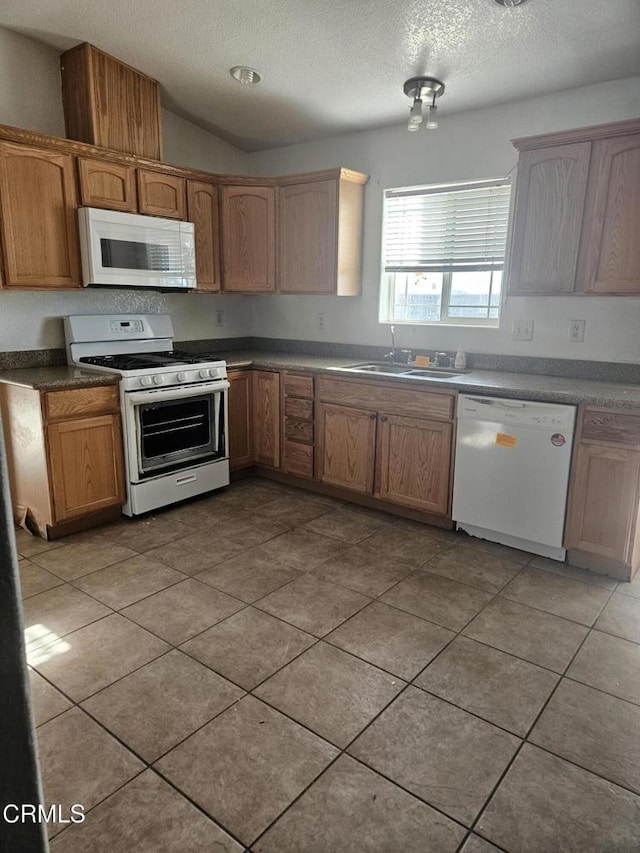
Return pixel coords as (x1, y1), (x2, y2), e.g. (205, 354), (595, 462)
(386, 325), (397, 362)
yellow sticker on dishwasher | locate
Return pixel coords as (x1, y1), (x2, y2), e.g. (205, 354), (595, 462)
(496, 432), (517, 448)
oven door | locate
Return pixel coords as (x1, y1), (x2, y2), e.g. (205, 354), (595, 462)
(124, 381), (228, 481)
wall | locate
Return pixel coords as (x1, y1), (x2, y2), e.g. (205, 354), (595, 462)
(248, 75), (640, 363)
(0, 27), (251, 351)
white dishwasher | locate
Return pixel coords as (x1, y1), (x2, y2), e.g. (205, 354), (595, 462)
(452, 395), (576, 560)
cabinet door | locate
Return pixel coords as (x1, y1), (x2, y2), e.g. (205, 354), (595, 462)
(221, 186), (275, 292)
(0, 142), (81, 288)
(187, 180), (221, 292)
(137, 170), (186, 219)
(78, 157), (137, 211)
(252, 370), (280, 468)
(579, 134), (640, 294)
(228, 370), (253, 470)
(279, 179), (337, 293)
(508, 143), (591, 294)
(375, 414), (452, 515)
(565, 441), (640, 562)
(47, 414), (125, 522)
(316, 402), (376, 494)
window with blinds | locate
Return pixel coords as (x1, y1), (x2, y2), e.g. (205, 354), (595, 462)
(380, 178), (512, 325)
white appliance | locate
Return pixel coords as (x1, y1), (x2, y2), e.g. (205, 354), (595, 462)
(452, 394), (576, 560)
(78, 208), (196, 289)
(65, 314), (229, 516)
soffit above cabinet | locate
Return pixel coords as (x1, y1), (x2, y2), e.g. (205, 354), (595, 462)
(1, 0), (639, 150)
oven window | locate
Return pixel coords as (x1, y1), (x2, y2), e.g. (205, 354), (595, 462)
(139, 396), (214, 471)
(101, 238), (171, 271)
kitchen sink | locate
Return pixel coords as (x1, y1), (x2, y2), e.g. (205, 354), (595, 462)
(343, 363), (464, 379)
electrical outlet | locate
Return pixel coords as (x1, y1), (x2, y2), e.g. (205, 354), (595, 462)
(568, 319), (585, 342)
(512, 320), (534, 341)
(317, 313), (325, 330)
(215, 309), (224, 327)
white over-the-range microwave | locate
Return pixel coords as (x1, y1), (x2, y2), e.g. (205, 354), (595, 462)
(78, 207), (196, 290)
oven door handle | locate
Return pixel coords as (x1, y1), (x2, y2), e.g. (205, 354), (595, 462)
(127, 380), (229, 405)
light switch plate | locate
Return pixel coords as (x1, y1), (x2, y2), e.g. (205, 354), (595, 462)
(512, 320), (534, 341)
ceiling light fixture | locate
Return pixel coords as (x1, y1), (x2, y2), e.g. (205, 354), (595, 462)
(230, 66), (261, 85)
(494, 0), (531, 6)
(403, 76), (444, 132)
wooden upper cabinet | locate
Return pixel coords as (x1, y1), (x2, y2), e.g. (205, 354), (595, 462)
(0, 142), (81, 289)
(61, 43), (162, 160)
(137, 170), (186, 219)
(187, 180), (220, 291)
(578, 133), (640, 294)
(78, 157), (137, 211)
(375, 415), (452, 515)
(252, 370), (280, 468)
(279, 179), (337, 293)
(278, 170), (368, 295)
(508, 142), (591, 294)
(316, 402), (377, 494)
(221, 185), (276, 292)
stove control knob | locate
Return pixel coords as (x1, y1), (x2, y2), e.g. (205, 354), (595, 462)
(140, 376), (153, 387)
(177, 372), (188, 382)
(153, 374), (164, 386)
(199, 368), (211, 379)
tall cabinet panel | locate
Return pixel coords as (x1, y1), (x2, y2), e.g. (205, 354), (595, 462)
(0, 143), (81, 289)
(508, 143), (591, 294)
(579, 134), (640, 294)
(187, 180), (221, 292)
(279, 179), (337, 293)
(221, 186), (276, 292)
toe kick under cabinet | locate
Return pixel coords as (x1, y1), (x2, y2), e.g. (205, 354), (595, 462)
(316, 377), (455, 520)
(0, 381), (125, 538)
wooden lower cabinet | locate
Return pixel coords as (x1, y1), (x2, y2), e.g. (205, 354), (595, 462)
(282, 372), (314, 478)
(227, 370), (253, 470)
(316, 378), (455, 516)
(0, 381), (125, 537)
(376, 414), (452, 515)
(565, 407), (640, 580)
(317, 402), (378, 494)
(252, 370), (280, 468)
(48, 414), (125, 521)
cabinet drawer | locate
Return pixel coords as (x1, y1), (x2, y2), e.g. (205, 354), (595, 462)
(285, 397), (314, 421)
(317, 377), (454, 421)
(581, 409), (640, 447)
(285, 418), (314, 444)
(45, 385), (119, 421)
(283, 441), (313, 478)
(283, 374), (314, 399)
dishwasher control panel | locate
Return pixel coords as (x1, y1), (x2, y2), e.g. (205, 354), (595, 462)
(458, 395), (576, 431)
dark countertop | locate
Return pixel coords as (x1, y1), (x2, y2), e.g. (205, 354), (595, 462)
(0, 366), (120, 392)
(220, 349), (640, 409)
(2, 351), (640, 409)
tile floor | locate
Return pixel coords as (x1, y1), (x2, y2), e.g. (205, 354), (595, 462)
(15, 476), (640, 852)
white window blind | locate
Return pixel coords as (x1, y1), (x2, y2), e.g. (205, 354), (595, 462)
(384, 179), (511, 273)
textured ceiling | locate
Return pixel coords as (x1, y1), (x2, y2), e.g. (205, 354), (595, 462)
(2, 0), (639, 151)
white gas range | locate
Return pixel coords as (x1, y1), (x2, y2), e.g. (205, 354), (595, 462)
(64, 314), (229, 516)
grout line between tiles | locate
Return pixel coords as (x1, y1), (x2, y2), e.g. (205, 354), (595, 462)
(466, 578), (620, 845)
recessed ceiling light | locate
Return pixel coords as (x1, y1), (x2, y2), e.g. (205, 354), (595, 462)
(230, 66), (261, 85)
(495, 0), (531, 5)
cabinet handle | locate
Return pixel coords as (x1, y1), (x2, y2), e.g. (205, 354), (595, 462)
(380, 416), (388, 422)
(369, 413), (376, 420)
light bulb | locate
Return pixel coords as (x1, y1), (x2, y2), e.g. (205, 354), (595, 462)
(426, 104), (438, 129)
(407, 99), (423, 131)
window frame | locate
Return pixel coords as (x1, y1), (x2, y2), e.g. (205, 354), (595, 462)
(379, 177), (512, 328)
